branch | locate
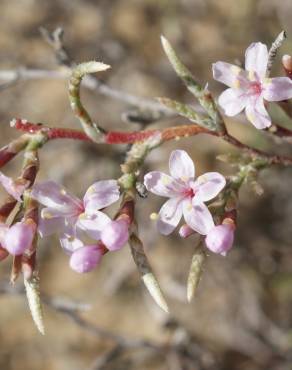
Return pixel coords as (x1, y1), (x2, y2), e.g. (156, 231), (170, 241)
(11, 118), (292, 166)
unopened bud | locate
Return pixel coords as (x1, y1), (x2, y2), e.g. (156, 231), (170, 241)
(3, 221), (36, 255)
(282, 55), (292, 77)
(101, 219), (129, 251)
(69, 245), (103, 273)
(205, 223), (235, 256)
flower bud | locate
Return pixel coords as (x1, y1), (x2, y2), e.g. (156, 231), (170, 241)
(205, 224), (234, 256)
(179, 224), (195, 238)
(101, 219), (129, 251)
(69, 245), (103, 273)
(3, 221), (36, 255)
(282, 55), (292, 75)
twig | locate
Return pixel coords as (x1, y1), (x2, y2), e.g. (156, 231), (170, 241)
(12, 118), (292, 166)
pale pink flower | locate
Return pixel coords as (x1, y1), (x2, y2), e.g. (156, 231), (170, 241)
(213, 42), (292, 129)
(144, 150), (226, 235)
(69, 244), (103, 273)
(2, 221), (36, 255)
(205, 224), (234, 256)
(0, 172), (28, 201)
(31, 180), (129, 251)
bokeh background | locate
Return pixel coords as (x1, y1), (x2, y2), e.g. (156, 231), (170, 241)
(1, 0), (292, 369)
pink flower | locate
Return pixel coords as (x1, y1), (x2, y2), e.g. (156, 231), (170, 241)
(0, 172), (28, 201)
(100, 219), (129, 251)
(205, 224), (234, 256)
(31, 180), (129, 251)
(213, 42), (292, 129)
(2, 220), (36, 255)
(69, 244), (103, 273)
(144, 150), (226, 235)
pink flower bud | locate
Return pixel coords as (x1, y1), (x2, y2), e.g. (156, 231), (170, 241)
(282, 55), (292, 73)
(3, 221), (36, 255)
(101, 219), (129, 251)
(179, 224), (195, 238)
(205, 224), (234, 256)
(69, 245), (103, 273)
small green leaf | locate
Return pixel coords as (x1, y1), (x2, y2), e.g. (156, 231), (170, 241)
(158, 97), (216, 131)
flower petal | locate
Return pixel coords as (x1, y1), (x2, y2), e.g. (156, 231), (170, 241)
(0, 172), (27, 201)
(0, 223), (8, 244)
(77, 211), (111, 240)
(212, 61), (246, 88)
(144, 171), (186, 197)
(38, 216), (65, 237)
(218, 88), (247, 116)
(169, 150), (195, 181)
(192, 172), (226, 203)
(245, 42), (268, 78)
(60, 235), (84, 254)
(263, 77), (292, 102)
(157, 197), (183, 235)
(245, 97), (271, 129)
(31, 181), (82, 212)
(83, 180), (120, 213)
(183, 199), (214, 235)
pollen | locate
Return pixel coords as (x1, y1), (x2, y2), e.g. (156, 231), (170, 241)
(150, 212), (158, 220)
(79, 213), (86, 220)
(42, 211), (53, 219)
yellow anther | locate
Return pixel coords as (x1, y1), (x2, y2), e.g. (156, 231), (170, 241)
(246, 111), (255, 123)
(79, 213), (86, 220)
(233, 79), (241, 89)
(175, 136), (180, 141)
(42, 211), (53, 219)
(263, 77), (272, 85)
(186, 203), (193, 212)
(150, 212), (158, 220)
(87, 185), (95, 194)
(248, 70), (255, 81)
(231, 66), (241, 75)
(162, 176), (170, 185)
(60, 189), (67, 195)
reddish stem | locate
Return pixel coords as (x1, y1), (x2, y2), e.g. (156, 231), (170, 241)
(11, 118), (292, 166)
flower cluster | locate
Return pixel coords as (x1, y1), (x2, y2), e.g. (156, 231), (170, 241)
(30, 180), (129, 273)
(144, 150), (234, 255)
(0, 173), (129, 273)
(213, 42), (292, 129)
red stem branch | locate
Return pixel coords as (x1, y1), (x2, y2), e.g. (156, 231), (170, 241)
(10, 118), (292, 166)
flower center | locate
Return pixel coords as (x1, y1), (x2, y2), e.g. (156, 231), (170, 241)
(184, 188), (196, 198)
(250, 81), (262, 96)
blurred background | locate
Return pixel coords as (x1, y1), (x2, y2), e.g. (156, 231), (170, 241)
(1, 0), (292, 369)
